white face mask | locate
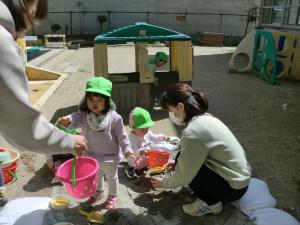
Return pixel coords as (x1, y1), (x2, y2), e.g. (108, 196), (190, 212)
(169, 112), (184, 126)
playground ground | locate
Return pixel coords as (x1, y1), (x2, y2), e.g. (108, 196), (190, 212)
(1, 45), (299, 224)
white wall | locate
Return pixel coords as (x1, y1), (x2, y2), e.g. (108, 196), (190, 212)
(30, 0), (262, 37)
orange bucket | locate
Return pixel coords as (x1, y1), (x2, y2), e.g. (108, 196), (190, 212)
(147, 150), (171, 168)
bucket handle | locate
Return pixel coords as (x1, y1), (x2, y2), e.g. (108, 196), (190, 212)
(72, 157), (76, 187)
(8, 170), (18, 180)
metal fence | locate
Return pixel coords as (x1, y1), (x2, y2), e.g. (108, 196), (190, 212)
(30, 11), (248, 38)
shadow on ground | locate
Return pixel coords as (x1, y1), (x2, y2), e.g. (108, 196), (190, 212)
(23, 164), (61, 192)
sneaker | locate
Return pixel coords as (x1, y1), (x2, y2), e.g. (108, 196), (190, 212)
(125, 167), (138, 179)
(104, 195), (117, 210)
(182, 198), (223, 216)
(153, 98), (162, 110)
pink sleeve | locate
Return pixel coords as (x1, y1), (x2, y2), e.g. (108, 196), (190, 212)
(113, 114), (132, 155)
(70, 111), (84, 128)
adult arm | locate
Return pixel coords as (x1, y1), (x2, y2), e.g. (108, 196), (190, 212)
(162, 136), (208, 189)
(0, 27), (75, 154)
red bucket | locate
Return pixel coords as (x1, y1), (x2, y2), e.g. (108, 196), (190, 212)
(2, 161), (18, 184)
(147, 150), (171, 168)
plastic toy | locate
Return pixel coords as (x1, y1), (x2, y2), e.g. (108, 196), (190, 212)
(252, 29), (278, 84)
(50, 195), (70, 210)
(79, 210), (104, 224)
(56, 157), (99, 199)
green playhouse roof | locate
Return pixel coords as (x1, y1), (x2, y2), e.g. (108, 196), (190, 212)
(95, 22), (191, 44)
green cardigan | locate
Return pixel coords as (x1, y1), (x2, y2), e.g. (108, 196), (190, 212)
(162, 115), (251, 190)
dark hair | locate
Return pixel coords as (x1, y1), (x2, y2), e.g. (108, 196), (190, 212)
(79, 92), (110, 115)
(160, 83), (208, 123)
(2, 0), (48, 32)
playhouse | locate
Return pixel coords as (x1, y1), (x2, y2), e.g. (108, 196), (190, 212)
(93, 22), (193, 113)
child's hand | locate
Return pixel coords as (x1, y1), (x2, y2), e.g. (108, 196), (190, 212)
(57, 116), (71, 127)
(139, 149), (148, 156)
(125, 152), (136, 161)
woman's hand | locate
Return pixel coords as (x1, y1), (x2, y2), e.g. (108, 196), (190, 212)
(73, 135), (87, 156)
(163, 160), (176, 172)
(57, 116), (71, 127)
(150, 176), (164, 188)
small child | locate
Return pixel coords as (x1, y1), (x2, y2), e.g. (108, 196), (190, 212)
(148, 52), (168, 76)
(57, 77), (134, 209)
(126, 107), (172, 179)
(148, 52), (168, 106)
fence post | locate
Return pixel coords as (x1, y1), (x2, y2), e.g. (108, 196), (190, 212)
(70, 11), (73, 35)
(219, 13), (223, 33)
(146, 12), (149, 23)
(108, 10), (111, 31)
(184, 12), (187, 34)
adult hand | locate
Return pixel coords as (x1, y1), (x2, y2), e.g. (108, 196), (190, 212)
(150, 176), (164, 188)
(57, 116), (71, 126)
(163, 160), (176, 171)
(73, 134), (87, 156)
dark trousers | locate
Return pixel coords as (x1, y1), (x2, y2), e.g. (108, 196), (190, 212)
(189, 164), (248, 205)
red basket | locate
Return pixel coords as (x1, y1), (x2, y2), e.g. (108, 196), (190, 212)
(2, 161), (18, 184)
(147, 150), (171, 168)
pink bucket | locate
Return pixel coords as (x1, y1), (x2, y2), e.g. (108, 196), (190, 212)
(56, 156), (99, 199)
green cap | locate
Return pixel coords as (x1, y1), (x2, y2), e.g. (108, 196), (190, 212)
(86, 76), (112, 97)
(155, 52), (168, 62)
(131, 107), (154, 128)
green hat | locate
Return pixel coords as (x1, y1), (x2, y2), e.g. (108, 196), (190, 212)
(130, 107), (154, 128)
(86, 76), (112, 97)
(155, 52), (168, 62)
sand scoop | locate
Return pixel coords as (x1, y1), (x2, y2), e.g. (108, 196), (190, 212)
(79, 210), (104, 224)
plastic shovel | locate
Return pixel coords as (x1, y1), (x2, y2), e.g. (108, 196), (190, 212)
(79, 210), (104, 224)
(145, 166), (167, 178)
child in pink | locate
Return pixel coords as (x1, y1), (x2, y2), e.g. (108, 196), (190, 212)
(126, 107), (170, 179)
(58, 77), (134, 209)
